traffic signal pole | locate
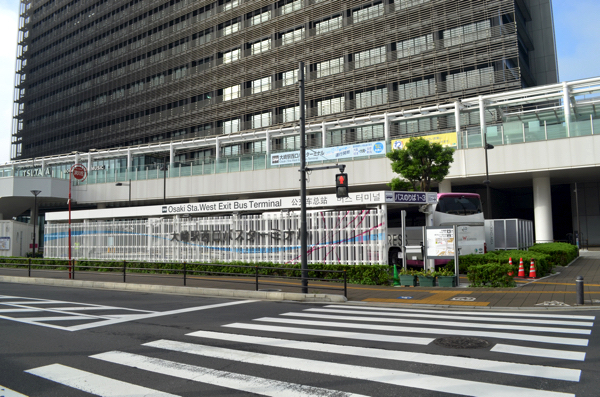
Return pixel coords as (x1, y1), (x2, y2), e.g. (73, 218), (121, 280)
(299, 62), (308, 294)
(299, 62), (347, 293)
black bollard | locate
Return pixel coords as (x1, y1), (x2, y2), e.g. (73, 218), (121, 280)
(576, 276), (584, 305)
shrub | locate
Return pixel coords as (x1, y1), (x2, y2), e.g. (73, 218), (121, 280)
(529, 243), (578, 268)
(447, 250), (552, 277)
(467, 263), (516, 288)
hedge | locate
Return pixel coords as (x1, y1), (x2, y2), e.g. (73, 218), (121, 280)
(447, 250), (551, 277)
(529, 242), (579, 268)
(0, 257), (391, 286)
(467, 263), (516, 288)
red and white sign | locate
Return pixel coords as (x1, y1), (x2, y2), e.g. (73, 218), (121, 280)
(71, 164), (87, 181)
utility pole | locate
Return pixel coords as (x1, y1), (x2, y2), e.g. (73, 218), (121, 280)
(299, 61), (308, 294)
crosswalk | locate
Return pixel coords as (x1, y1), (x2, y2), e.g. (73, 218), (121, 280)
(23, 304), (595, 396)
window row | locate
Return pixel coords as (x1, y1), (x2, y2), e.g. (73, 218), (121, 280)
(25, 65), (499, 130)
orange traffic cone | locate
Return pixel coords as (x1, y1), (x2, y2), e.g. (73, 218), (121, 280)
(507, 257), (514, 276)
(518, 258), (525, 277)
(529, 259), (537, 278)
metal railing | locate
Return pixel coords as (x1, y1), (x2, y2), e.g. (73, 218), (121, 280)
(0, 258), (348, 297)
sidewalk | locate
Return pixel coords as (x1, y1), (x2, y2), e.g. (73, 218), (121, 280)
(1, 250), (599, 309)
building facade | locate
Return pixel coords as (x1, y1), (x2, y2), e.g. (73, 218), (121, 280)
(13, 0), (557, 161)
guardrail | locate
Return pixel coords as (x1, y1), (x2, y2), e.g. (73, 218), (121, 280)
(0, 258), (348, 298)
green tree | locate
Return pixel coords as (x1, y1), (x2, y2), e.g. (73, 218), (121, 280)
(386, 138), (455, 192)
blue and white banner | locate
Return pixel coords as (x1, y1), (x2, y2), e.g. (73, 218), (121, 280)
(270, 141), (386, 166)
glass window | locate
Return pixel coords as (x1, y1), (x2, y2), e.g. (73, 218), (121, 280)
(282, 70), (298, 86)
(223, 48), (241, 64)
(355, 46), (386, 68)
(397, 34), (434, 58)
(252, 77), (271, 94)
(223, 21), (240, 36)
(352, 3), (384, 23)
(282, 27), (304, 45)
(252, 112), (272, 128)
(317, 96), (345, 116)
(443, 21), (491, 47)
(281, 105), (300, 122)
(398, 78), (435, 100)
(315, 15), (342, 35)
(251, 39), (271, 55)
(356, 124), (384, 141)
(445, 67), (494, 91)
(223, 84), (241, 101)
(223, 119), (240, 134)
(222, 0), (239, 11)
(316, 57), (344, 78)
(395, 0), (430, 10)
(281, 0), (301, 15)
(250, 10), (271, 26)
(356, 87), (388, 108)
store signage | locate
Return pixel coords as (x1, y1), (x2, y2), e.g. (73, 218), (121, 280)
(392, 132), (457, 150)
(270, 141), (386, 166)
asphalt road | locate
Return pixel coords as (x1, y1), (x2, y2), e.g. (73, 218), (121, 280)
(1, 282), (599, 397)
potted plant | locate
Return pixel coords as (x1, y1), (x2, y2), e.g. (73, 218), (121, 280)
(417, 269), (436, 287)
(436, 268), (456, 287)
(398, 268), (417, 287)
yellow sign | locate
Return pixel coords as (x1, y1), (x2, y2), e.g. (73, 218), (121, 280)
(391, 132), (457, 150)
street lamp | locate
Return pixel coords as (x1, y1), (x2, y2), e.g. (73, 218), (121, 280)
(115, 179), (131, 205)
(483, 133), (494, 218)
(30, 190), (41, 256)
(159, 156), (167, 204)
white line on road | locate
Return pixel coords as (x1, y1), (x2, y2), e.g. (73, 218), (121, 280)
(188, 330), (581, 381)
(282, 312), (592, 335)
(26, 364), (179, 397)
(491, 344), (587, 361)
(255, 317), (590, 346)
(308, 308), (595, 327)
(223, 322), (435, 345)
(92, 351), (368, 397)
(325, 305), (596, 321)
(145, 339), (575, 397)
(0, 385), (28, 396)
(67, 300), (258, 331)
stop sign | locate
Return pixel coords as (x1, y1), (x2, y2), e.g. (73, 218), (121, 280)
(71, 164), (87, 181)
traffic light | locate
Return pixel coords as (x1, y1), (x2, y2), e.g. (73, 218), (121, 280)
(336, 173), (348, 198)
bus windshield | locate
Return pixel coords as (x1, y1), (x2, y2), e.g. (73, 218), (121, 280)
(436, 195), (482, 215)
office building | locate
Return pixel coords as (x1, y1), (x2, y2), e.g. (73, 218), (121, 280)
(13, 0), (557, 162)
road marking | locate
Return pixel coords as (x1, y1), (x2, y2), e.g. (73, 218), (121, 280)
(254, 317), (590, 346)
(223, 322), (435, 345)
(188, 330), (581, 382)
(0, 297), (256, 331)
(92, 351), (367, 397)
(145, 339), (575, 397)
(281, 312), (592, 335)
(0, 309), (38, 313)
(324, 305), (596, 320)
(306, 308), (594, 327)
(25, 364), (179, 397)
(491, 344), (587, 361)
(0, 385), (28, 396)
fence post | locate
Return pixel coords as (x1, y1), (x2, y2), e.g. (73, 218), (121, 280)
(183, 262), (187, 286)
(344, 270), (347, 299)
(28, 258), (31, 277)
(123, 260), (127, 283)
(255, 266), (259, 291)
(72, 260), (75, 280)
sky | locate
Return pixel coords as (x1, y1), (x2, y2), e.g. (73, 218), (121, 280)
(0, 0), (598, 165)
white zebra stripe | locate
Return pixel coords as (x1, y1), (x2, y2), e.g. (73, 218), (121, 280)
(145, 339), (575, 397)
(307, 308), (594, 327)
(281, 312), (591, 335)
(324, 305), (595, 321)
(26, 363), (179, 397)
(223, 322), (435, 345)
(491, 344), (586, 361)
(254, 317), (590, 346)
(0, 385), (28, 397)
(92, 351), (368, 397)
(187, 330), (581, 381)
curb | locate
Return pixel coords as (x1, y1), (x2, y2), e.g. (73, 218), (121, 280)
(0, 276), (347, 303)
